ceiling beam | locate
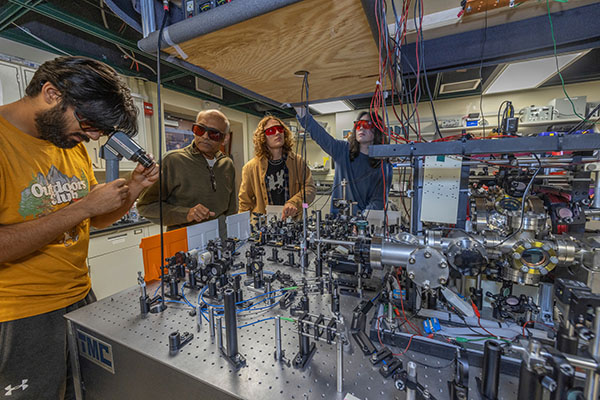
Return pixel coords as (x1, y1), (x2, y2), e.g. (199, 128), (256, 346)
(7, 0), (144, 54)
(0, 0), (43, 32)
(161, 71), (189, 83)
(0, 28), (149, 79)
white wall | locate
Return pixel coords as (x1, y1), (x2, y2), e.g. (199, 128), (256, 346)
(0, 37), (59, 64)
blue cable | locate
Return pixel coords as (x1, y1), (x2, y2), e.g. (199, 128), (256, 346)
(244, 300), (281, 312)
(233, 239), (248, 254)
(199, 312), (275, 330)
(200, 286), (286, 309)
(238, 317), (275, 329)
(199, 308), (209, 323)
(198, 295), (281, 324)
(371, 292), (381, 303)
(181, 282), (194, 308)
(197, 285), (207, 306)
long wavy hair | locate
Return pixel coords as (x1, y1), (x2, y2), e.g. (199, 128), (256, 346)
(348, 111), (388, 168)
(253, 116), (294, 159)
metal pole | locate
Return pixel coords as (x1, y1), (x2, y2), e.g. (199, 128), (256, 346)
(139, 0), (156, 38)
(66, 320), (84, 400)
(357, 263), (363, 298)
(224, 289), (238, 358)
(406, 361), (417, 400)
(511, 346), (598, 371)
(197, 305), (203, 332)
(315, 238), (355, 246)
(336, 338), (343, 393)
(209, 307), (215, 338)
(482, 340), (501, 400)
(301, 205), (308, 274)
(265, 280), (273, 305)
(410, 157), (423, 234)
(275, 316), (282, 361)
(315, 210), (322, 277)
(594, 171), (600, 208)
(584, 306), (600, 399)
(217, 317), (223, 351)
(386, 288), (394, 327)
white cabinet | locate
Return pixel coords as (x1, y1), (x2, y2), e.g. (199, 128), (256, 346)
(84, 136), (108, 171)
(88, 224), (151, 300)
(21, 66), (36, 88)
(0, 60), (23, 105)
(147, 224), (160, 237)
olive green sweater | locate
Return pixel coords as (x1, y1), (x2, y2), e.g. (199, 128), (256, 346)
(137, 144), (237, 231)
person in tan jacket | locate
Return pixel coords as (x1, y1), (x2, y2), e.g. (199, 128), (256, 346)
(239, 116), (315, 219)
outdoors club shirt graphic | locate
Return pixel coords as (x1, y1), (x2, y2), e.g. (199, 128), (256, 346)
(19, 166), (90, 247)
(0, 115), (97, 321)
(20, 165), (89, 215)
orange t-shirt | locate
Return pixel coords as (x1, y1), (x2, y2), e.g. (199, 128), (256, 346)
(0, 115), (97, 322)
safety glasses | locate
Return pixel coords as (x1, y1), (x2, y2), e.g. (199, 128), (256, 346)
(74, 111), (109, 135)
(192, 123), (224, 142)
(264, 125), (285, 136)
(354, 120), (374, 130)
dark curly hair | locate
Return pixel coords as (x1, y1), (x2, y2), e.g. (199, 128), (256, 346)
(348, 111), (388, 168)
(26, 56), (138, 137)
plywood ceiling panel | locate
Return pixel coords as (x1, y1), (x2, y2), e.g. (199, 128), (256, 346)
(165, 0), (381, 104)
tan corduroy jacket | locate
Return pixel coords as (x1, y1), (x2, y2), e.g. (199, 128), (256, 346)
(238, 151), (316, 217)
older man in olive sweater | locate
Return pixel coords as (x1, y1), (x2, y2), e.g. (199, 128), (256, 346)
(137, 110), (237, 234)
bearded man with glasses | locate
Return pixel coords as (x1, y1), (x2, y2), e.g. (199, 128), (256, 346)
(238, 116), (315, 220)
(137, 109), (237, 235)
(0, 56), (159, 400)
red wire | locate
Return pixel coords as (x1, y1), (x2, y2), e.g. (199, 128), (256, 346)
(395, 267), (422, 335)
(522, 320), (556, 336)
(376, 315), (415, 357)
(522, 320), (535, 336)
(477, 317), (505, 339)
(394, 334), (416, 356)
(471, 301), (507, 339)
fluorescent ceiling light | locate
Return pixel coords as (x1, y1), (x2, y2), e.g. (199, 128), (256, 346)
(309, 100), (353, 114)
(484, 52), (586, 95)
(439, 78), (481, 94)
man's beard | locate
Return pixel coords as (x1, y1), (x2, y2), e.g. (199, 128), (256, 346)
(35, 104), (89, 149)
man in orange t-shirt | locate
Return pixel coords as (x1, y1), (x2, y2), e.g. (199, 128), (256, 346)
(0, 56), (158, 399)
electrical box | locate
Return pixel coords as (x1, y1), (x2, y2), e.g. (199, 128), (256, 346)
(587, 102), (600, 119)
(549, 96), (587, 120)
(439, 118), (461, 129)
(519, 106), (553, 123)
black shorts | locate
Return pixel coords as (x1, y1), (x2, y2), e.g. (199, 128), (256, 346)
(0, 291), (96, 400)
